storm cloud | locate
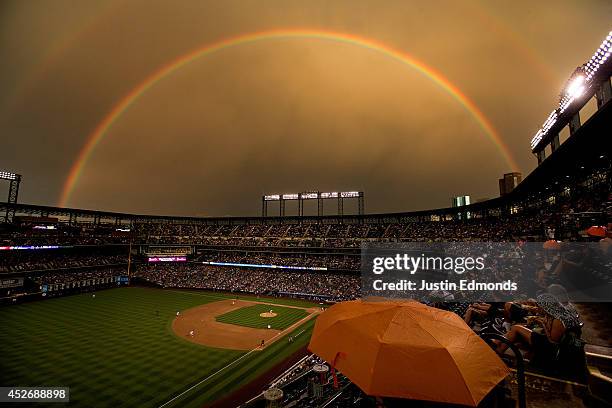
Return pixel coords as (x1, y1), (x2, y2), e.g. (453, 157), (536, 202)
(1, 0), (610, 216)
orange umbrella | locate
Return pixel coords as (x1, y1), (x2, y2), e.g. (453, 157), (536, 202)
(308, 300), (509, 407)
(586, 226), (607, 238)
(543, 239), (562, 250)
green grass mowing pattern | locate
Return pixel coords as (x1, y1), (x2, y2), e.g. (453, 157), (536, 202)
(215, 304), (309, 330)
(165, 317), (316, 408)
(0, 287), (316, 408)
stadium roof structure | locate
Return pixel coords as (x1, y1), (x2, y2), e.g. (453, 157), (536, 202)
(530, 30), (612, 155)
(514, 95), (611, 196)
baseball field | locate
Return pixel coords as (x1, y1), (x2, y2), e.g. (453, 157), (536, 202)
(0, 287), (319, 407)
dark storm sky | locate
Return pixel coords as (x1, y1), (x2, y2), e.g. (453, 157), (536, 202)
(0, 1), (610, 217)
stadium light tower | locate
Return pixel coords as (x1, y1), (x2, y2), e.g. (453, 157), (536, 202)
(262, 191), (365, 217)
(530, 30), (612, 164)
(0, 171), (22, 223)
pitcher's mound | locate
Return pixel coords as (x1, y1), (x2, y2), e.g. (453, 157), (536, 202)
(172, 299), (319, 350)
(259, 312), (278, 318)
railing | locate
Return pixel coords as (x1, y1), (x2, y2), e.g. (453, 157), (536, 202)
(480, 332), (527, 408)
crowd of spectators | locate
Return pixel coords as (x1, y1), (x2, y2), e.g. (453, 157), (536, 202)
(135, 219), (542, 247)
(449, 288), (586, 376)
(33, 267), (125, 286)
(133, 191), (608, 248)
(0, 250), (128, 273)
(0, 224), (132, 246)
(0, 172), (607, 251)
(1, 167), (608, 310)
(134, 263), (360, 301)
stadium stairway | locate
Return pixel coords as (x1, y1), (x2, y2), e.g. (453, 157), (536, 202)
(585, 345), (612, 405)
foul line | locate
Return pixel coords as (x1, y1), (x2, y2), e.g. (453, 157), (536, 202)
(157, 297), (319, 408)
(260, 310), (320, 348)
(158, 346), (259, 408)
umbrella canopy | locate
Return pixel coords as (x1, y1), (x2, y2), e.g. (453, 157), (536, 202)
(586, 225), (607, 238)
(543, 239), (562, 250)
(308, 300), (509, 407)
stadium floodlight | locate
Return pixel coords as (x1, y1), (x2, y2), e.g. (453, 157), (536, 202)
(565, 75), (585, 98)
(581, 33), (612, 80)
(531, 30), (612, 151)
(1, 170), (21, 221)
(341, 191), (360, 198)
(0, 171), (18, 180)
(262, 189), (364, 216)
(530, 110), (558, 149)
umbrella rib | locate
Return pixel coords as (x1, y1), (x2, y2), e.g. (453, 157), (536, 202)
(365, 336), (384, 394)
(387, 308), (477, 406)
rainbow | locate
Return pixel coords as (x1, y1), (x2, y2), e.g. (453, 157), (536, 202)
(59, 29), (520, 207)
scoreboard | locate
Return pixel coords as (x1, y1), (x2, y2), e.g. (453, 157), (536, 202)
(0, 278), (24, 288)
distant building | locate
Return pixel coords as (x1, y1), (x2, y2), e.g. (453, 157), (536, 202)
(499, 172), (522, 196)
(452, 195), (470, 207)
(452, 195), (471, 220)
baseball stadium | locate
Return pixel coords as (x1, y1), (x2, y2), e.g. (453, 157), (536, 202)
(1, 4), (612, 408)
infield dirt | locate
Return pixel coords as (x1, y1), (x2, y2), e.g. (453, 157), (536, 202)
(172, 299), (319, 350)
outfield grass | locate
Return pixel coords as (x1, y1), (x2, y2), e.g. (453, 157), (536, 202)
(0, 287), (315, 408)
(215, 303), (309, 330)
